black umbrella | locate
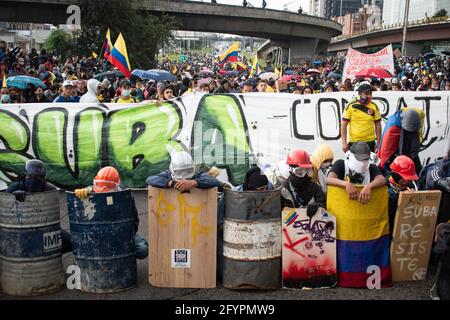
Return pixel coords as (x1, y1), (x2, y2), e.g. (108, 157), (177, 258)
(94, 70), (124, 82)
(442, 50), (450, 56)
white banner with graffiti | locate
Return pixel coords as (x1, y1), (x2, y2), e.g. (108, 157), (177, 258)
(0, 91), (448, 189)
(342, 45), (395, 80)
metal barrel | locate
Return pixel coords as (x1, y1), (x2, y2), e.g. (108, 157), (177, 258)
(222, 189), (282, 289)
(67, 189), (137, 293)
(0, 191), (65, 296)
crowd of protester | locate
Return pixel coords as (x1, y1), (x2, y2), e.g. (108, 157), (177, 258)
(1, 40), (450, 105)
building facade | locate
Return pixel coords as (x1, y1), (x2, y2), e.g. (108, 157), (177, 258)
(382, 0), (450, 26)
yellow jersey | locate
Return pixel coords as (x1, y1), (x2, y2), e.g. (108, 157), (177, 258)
(343, 99), (381, 143)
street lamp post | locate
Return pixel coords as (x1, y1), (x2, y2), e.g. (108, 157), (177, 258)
(401, 0), (410, 56)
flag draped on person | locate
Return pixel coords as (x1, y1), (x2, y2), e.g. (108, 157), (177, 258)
(109, 33), (132, 79)
(219, 42), (240, 64)
(102, 28), (113, 60)
(250, 54), (261, 77)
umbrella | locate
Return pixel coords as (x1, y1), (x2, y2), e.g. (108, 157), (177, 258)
(131, 69), (153, 80)
(260, 72), (279, 80)
(313, 60), (323, 65)
(284, 70), (295, 75)
(442, 50), (450, 56)
(224, 71), (240, 78)
(198, 71), (215, 78)
(327, 72), (342, 80)
(280, 75), (292, 81)
(147, 69), (177, 82)
(355, 67), (392, 79)
(306, 68), (321, 74)
(423, 52), (437, 59)
(6, 76), (46, 90)
(94, 70), (124, 82)
(197, 77), (213, 87)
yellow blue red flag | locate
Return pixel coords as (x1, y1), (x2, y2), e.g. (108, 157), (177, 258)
(250, 53), (261, 77)
(219, 42), (240, 64)
(2, 75), (7, 88)
(109, 33), (132, 79)
(102, 28), (113, 60)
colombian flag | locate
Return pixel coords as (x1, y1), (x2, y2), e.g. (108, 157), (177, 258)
(327, 185), (392, 288)
(2, 75), (7, 88)
(250, 53), (261, 77)
(103, 28), (113, 60)
(219, 42), (240, 64)
(109, 33), (132, 79)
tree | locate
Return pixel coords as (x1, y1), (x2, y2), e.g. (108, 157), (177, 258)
(74, 0), (177, 70)
(43, 29), (73, 61)
(432, 9), (448, 18)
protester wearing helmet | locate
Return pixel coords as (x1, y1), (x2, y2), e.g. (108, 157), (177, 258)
(327, 142), (386, 205)
(341, 83), (382, 153)
(310, 144), (334, 194)
(74, 166), (148, 260)
(146, 151), (223, 192)
(386, 155), (419, 234)
(280, 149), (326, 215)
(4, 159), (72, 253)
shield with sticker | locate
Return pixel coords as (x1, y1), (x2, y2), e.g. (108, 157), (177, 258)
(66, 189), (137, 293)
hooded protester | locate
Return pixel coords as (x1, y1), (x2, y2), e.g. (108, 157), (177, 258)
(146, 151), (222, 192)
(385, 155), (419, 235)
(310, 144), (334, 194)
(378, 108), (423, 175)
(328, 142), (386, 205)
(74, 166), (148, 260)
(4, 159), (72, 254)
(234, 166), (273, 192)
(79, 79), (100, 103)
(280, 149), (326, 214)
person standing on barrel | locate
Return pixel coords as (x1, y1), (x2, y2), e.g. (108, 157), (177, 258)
(74, 166), (148, 260)
(4, 159), (72, 254)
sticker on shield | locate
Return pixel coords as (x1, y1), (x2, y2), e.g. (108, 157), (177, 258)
(171, 249), (191, 268)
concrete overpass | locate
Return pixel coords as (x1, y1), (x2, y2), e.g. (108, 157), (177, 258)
(0, 0), (342, 63)
(328, 18), (450, 56)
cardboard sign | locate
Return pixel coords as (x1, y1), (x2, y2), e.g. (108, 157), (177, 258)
(390, 190), (442, 282)
(282, 207), (337, 289)
(148, 187), (217, 288)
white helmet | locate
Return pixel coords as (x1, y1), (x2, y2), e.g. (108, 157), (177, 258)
(169, 151), (195, 180)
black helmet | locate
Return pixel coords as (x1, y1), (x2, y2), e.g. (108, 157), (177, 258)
(358, 83), (373, 93)
(25, 159), (46, 177)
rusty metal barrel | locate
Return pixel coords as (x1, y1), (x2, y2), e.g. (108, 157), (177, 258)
(67, 189), (137, 293)
(222, 189), (282, 289)
(0, 191), (65, 296)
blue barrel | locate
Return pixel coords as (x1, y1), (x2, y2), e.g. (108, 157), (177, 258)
(0, 191), (65, 296)
(67, 189), (137, 293)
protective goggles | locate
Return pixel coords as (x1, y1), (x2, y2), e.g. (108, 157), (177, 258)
(93, 179), (119, 192)
(290, 166), (313, 177)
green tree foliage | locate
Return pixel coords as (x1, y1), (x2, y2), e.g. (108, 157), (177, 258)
(43, 29), (73, 61)
(74, 0), (177, 69)
(432, 9), (448, 18)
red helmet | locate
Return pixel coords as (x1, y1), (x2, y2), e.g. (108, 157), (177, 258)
(390, 156), (418, 181)
(93, 166), (120, 193)
(286, 150), (313, 168)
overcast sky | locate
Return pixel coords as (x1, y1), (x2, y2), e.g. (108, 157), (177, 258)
(191, 0), (311, 13)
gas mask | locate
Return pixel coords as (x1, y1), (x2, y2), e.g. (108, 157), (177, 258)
(320, 160), (333, 175)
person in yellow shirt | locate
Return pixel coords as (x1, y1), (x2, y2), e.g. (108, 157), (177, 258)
(341, 83), (381, 153)
(114, 80), (136, 104)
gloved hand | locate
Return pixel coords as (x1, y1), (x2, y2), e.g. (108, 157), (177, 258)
(436, 178), (450, 193)
(13, 190), (26, 202)
(75, 188), (90, 200)
(306, 203), (319, 218)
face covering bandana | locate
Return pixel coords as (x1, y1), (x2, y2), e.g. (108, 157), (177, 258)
(171, 166), (195, 181)
(347, 153), (370, 174)
(24, 177), (46, 193)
